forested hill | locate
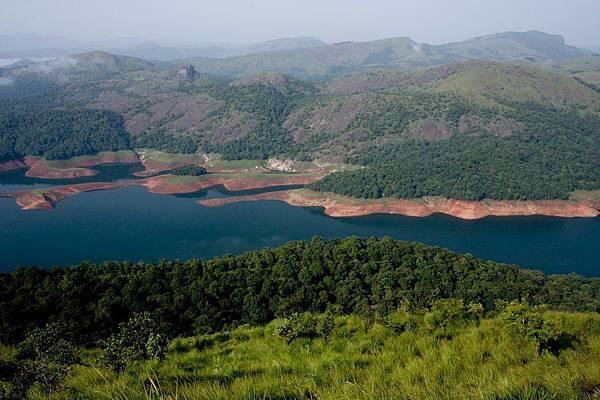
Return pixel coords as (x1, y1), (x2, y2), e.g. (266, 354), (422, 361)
(1, 236), (598, 345)
(0, 76), (131, 162)
(0, 39), (598, 201)
(310, 102), (600, 200)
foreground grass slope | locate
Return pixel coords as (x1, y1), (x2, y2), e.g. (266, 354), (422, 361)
(15, 308), (600, 400)
(1, 237), (600, 399)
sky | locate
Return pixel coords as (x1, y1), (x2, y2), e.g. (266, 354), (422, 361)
(1, 0), (599, 46)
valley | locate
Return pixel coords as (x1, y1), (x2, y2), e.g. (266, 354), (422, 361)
(1, 11), (600, 397)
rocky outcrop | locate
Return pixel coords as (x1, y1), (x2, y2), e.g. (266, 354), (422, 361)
(266, 158), (297, 173)
(173, 64), (196, 82)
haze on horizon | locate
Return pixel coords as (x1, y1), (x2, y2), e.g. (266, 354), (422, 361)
(1, 0), (599, 48)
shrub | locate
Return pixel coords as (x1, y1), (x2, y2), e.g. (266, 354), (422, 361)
(384, 302), (419, 333)
(276, 313), (319, 343)
(10, 323), (79, 395)
(499, 301), (580, 355)
(169, 165), (208, 176)
(16, 323), (79, 365)
(317, 311), (335, 341)
(100, 313), (169, 373)
(424, 299), (483, 339)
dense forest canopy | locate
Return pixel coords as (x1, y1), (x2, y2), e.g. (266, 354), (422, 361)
(311, 103), (600, 200)
(1, 237), (598, 345)
(0, 77), (130, 161)
(0, 109), (131, 161)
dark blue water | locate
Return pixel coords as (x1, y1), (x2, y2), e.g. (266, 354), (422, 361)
(0, 163), (144, 191)
(0, 185), (598, 275)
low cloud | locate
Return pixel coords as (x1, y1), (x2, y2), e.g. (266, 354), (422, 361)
(0, 76), (15, 86)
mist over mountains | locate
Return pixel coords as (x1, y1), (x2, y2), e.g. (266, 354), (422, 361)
(0, 30), (589, 68)
(0, 33), (328, 61)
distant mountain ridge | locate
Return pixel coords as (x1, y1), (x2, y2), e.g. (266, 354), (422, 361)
(1, 31), (588, 69)
(182, 31), (589, 78)
(0, 35), (327, 61)
(438, 30), (585, 60)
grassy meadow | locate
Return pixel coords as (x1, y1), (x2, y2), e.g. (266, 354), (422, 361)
(12, 308), (600, 400)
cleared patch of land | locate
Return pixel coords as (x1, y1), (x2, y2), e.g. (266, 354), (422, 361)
(23, 150), (139, 179)
(135, 149), (206, 176)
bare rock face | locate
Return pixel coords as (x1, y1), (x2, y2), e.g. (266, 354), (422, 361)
(166, 64), (196, 84)
(178, 64), (196, 81)
(267, 158), (297, 173)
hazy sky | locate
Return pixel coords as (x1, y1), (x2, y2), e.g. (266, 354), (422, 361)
(1, 0), (599, 46)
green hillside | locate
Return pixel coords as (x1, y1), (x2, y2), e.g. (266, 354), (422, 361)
(2, 307), (598, 399)
(1, 237), (599, 399)
(417, 61), (599, 111)
(0, 42), (598, 201)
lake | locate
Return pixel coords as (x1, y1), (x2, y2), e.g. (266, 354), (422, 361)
(0, 167), (599, 275)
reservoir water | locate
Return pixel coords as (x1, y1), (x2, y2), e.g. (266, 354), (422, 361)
(1, 167), (598, 275)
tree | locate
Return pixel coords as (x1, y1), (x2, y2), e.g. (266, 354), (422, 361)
(10, 323), (79, 395)
(100, 312), (168, 373)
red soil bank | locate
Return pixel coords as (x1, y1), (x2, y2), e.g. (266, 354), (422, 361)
(9, 174), (321, 210)
(24, 152), (139, 179)
(14, 182), (130, 210)
(0, 159), (27, 173)
(140, 174), (322, 195)
(198, 190), (600, 220)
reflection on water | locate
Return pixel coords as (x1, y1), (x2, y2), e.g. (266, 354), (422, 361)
(174, 184), (306, 199)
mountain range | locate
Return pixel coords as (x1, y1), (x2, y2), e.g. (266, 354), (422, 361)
(0, 33), (327, 61)
(0, 30), (598, 201)
(0, 31), (589, 68)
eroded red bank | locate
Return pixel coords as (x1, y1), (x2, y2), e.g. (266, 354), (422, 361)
(0, 159), (27, 173)
(5, 174), (323, 210)
(23, 153), (140, 179)
(198, 190), (600, 220)
(4, 173), (599, 219)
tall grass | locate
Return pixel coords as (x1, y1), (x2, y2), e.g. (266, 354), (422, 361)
(28, 312), (600, 400)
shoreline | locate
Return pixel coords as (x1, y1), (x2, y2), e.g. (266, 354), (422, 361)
(2, 156), (598, 219)
(4, 177), (599, 219)
(23, 151), (140, 179)
(198, 189), (600, 220)
(4, 174), (324, 211)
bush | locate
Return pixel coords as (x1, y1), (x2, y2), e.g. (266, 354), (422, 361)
(384, 302), (419, 333)
(317, 311), (335, 341)
(16, 323), (79, 365)
(100, 313), (169, 373)
(276, 313), (319, 343)
(10, 323), (79, 395)
(170, 165), (208, 176)
(424, 299), (483, 339)
(499, 301), (580, 355)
